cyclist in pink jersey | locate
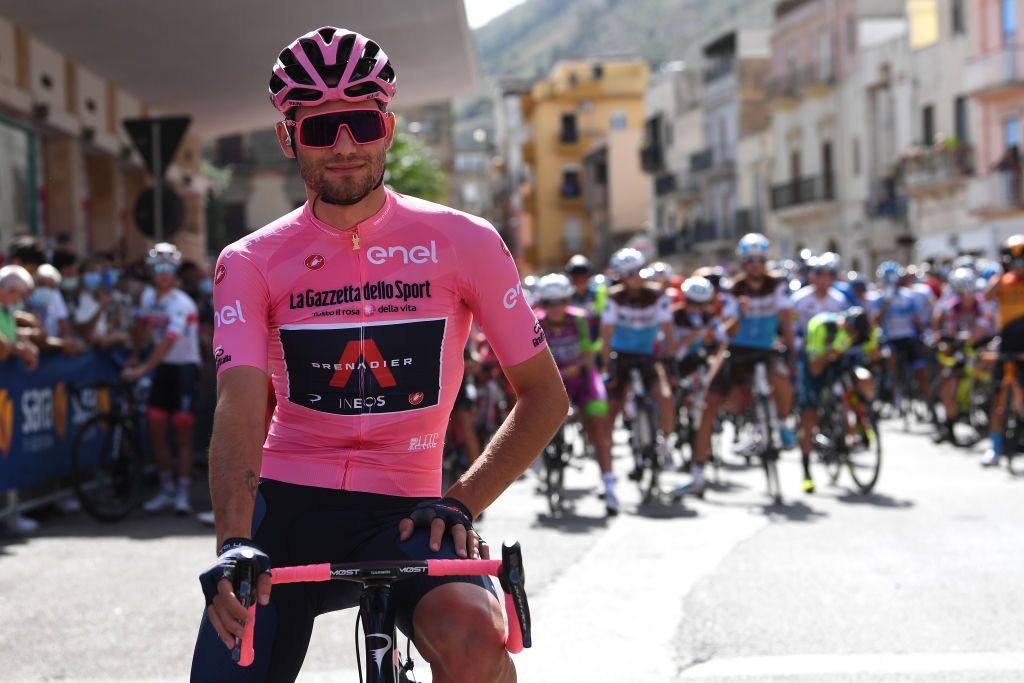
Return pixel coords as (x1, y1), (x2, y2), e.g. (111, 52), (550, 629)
(193, 27), (566, 683)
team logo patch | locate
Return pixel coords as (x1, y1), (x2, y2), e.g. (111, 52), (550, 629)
(305, 254), (326, 271)
(214, 264), (226, 284)
(279, 318), (446, 416)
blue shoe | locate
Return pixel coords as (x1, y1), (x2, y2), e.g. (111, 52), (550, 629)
(671, 478), (705, 500)
(780, 427), (797, 450)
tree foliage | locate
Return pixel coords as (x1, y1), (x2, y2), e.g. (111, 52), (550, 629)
(384, 127), (447, 203)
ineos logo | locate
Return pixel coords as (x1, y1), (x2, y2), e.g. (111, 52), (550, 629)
(366, 241), (438, 266)
(215, 300), (247, 327)
(503, 283), (522, 310)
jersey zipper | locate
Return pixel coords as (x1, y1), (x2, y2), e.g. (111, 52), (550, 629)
(355, 226), (367, 463)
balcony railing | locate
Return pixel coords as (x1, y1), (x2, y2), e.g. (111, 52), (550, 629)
(900, 145), (974, 192)
(964, 44), (1024, 95)
(692, 220), (718, 243)
(640, 144), (665, 174)
(704, 57), (736, 84)
(654, 173), (677, 196)
(690, 148), (714, 173)
(968, 171), (1024, 213)
(767, 63), (837, 100)
(734, 207), (757, 234)
(770, 173), (836, 210)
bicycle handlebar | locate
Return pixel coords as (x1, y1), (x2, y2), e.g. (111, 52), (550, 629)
(235, 540), (531, 667)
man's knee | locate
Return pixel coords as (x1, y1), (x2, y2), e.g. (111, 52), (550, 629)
(414, 585), (509, 682)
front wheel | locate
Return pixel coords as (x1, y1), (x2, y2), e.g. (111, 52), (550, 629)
(70, 414), (145, 522)
(847, 403), (882, 494)
(635, 402), (661, 503)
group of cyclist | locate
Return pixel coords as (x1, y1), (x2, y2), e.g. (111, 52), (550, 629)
(514, 231), (1024, 514)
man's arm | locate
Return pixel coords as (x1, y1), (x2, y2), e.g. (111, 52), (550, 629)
(208, 366), (268, 547)
(444, 349), (567, 516)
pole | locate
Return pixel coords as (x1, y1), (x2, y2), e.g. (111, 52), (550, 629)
(152, 120), (163, 242)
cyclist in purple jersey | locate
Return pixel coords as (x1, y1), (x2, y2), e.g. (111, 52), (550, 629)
(536, 274), (617, 515)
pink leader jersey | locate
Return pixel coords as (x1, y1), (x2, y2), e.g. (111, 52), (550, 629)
(212, 189), (546, 497)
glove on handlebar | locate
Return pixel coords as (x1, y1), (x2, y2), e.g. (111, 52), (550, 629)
(198, 538), (271, 607)
(407, 497), (474, 533)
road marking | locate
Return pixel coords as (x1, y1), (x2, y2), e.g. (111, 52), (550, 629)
(679, 652), (1024, 678)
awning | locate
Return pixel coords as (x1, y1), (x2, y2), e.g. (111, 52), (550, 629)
(0, 0), (480, 138)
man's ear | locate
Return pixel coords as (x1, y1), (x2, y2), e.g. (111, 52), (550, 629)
(385, 111), (396, 151)
(276, 121), (296, 159)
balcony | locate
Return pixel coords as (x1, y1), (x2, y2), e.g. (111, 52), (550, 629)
(640, 144), (665, 174)
(656, 231), (683, 256)
(734, 207), (758, 234)
(770, 173), (836, 210)
(692, 220), (719, 243)
(968, 171), (1024, 216)
(767, 64), (837, 102)
(654, 173), (677, 196)
(690, 148), (714, 174)
(964, 44), (1024, 96)
(899, 146), (974, 195)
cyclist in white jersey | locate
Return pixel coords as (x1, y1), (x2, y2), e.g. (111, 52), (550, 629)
(123, 242), (202, 515)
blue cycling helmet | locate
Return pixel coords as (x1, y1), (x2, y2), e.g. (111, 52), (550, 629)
(736, 233), (770, 259)
(979, 261), (1003, 280)
(876, 261), (905, 284)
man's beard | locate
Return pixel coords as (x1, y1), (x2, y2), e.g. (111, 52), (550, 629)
(297, 149), (386, 206)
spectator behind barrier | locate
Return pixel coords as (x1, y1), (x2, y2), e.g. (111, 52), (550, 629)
(0, 264), (39, 371)
(75, 257), (131, 349)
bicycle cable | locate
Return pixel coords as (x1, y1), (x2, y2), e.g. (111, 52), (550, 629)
(354, 605), (363, 683)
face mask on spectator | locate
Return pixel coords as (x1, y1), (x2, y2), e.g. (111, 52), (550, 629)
(61, 277), (78, 291)
(83, 272), (102, 291)
(198, 278), (214, 296)
(28, 287), (52, 309)
(102, 268), (120, 289)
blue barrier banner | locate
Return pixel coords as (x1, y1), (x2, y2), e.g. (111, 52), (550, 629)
(0, 350), (123, 492)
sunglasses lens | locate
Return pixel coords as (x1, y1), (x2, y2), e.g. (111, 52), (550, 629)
(298, 110), (386, 147)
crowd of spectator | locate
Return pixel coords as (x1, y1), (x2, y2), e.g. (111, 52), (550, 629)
(1, 234), (216, 534)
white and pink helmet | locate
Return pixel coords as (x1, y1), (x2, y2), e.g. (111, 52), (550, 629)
(269, 27), (397, 114)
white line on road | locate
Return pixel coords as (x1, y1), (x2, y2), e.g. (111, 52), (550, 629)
(678, 652), (1024, 678)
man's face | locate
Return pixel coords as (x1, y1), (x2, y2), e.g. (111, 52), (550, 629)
(816, 271), (835, 291)
(0, 287), (27, 307)
(571, 273), (589, 292)
(742, 257), (766, 278)
(280, 100), (395, 207)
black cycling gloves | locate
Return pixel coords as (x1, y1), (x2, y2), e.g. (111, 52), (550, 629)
(407, 497), (474, 533)
(199, 538), (271, 606)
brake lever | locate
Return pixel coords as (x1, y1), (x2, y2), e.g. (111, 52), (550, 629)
(498, 540), (532, 650)
(231, 563), (256, 665)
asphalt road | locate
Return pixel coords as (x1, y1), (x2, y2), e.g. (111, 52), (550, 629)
(1, 418), (1022, 682)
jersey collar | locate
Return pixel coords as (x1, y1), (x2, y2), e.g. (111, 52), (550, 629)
(302, 188), (397, 239)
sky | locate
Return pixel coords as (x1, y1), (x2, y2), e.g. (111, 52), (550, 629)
(464, 0), (527, 29)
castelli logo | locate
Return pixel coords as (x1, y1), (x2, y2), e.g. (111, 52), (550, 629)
(214, 264), (226, 284)
(305, 254), (326, 270)
(408, 392), (424, 406)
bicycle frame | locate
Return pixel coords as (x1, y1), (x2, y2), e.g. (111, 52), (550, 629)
(236, 541), (532, 683)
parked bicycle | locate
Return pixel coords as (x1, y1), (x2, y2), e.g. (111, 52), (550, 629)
(68, 379), (147, 522)
(235, 540), (532, 683)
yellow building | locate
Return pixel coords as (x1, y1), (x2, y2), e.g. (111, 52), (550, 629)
(520, 59), (649, 270)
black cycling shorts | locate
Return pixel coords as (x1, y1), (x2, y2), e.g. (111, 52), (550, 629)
(149, 362), (200, 415)
(605, 351), (664, 401)
(190, 479), (495, 683)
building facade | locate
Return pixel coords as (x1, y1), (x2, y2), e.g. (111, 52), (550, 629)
(0, 17), (205, 262)
(519, 59), (649, 270)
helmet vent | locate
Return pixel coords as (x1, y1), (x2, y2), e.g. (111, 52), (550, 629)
(378, 62), (395, 83)
(287, 87), (324, 103)
(317, 27), (337, 43)
(345, 82), (384, 99)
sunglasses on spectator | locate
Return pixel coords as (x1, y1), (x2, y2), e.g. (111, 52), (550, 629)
(151, 263), (177, 274)
(284, 108), (388, 148)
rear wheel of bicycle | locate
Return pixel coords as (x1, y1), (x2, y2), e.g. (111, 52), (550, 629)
(542, 431), (568, 515)
(818, 409), (843, 485)
(635, 403), (661, 503)
(70, 415), (144, 522)
(755, 395), (782, 504)
(847, 406), (882, 494)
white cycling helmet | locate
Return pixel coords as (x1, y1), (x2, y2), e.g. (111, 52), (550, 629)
(736, 233), (770, 259)
(609, 248), (645, 278)
(949, 267), (977, 294)
(146, 242), (182, 267)
(682, 276), (715, 304)
(815, 251), (841, 274)
(536, 273), (574, 303)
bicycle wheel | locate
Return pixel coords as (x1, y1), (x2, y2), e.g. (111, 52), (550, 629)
(754, 395), (781, 504)
(636, 402), (661, 503)
(542, 430), (568, 515)
(70, 414), (145, 522)
(817, 405), (843, 485)
(847, 403), (882, 494)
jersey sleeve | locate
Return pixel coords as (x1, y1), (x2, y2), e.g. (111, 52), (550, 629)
(601, 297), (619, 326)
(720, 293), (739, 320)
(805, 317), (827, 359)
(775, 281), (793, 310)
(656, 295), (673, 324)
(456, 221), (546, 368)
(163, 296), (188, 340)
(211, 248), (270, 377)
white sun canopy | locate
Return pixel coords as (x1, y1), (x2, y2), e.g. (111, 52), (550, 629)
(0, 0), (480, 137)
